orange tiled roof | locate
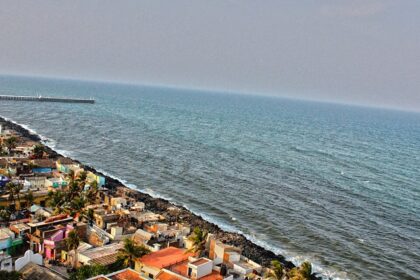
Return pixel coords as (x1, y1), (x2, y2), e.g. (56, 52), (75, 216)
(156, 271), (185, 280)
(139, 247), (194, 269)
(168, 260), (189, 277)
(110, 269), (143, 280)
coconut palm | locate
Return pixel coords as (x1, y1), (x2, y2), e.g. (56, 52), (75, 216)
(269, 260), (284, 280)
(6, 182), (22, 209)
(5, 136), (17, 153)
(299, 261), (312, 279)
(32, 144), (45, 159)
(66, 230), (81, 269)
(47, 190), (65, 213)
(288, 261), (312, 280)
(86, 180), (99, 204)
(117, 238), (150, 268)
(187, 227), (208, 257)
(0, 208), (11, 222)
(24, 191), (35, 210)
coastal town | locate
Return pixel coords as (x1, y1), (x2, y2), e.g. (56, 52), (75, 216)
(0, 119), (316, 280)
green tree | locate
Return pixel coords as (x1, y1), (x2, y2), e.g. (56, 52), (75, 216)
(66, 230), (81, 269)
(32, 144), (45, 158)
(47, 190), (65, 213)
(117, 238), (150, 268)
(86, 180), (99, 204)
(69, 264), (109, 280)
(6, 182), (22, 209)
(299, 261), (312, 279)
(0, 270), (21, 280)
(187, 227), (208, 257)
(269, 260), (284, 280)
(24, 191), (35, 209)
(0, 208), (11, 222)
(288, 261), (312, 280)
(4, 136), (17, 152)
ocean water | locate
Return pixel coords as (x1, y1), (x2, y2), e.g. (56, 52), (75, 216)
(0, 75), (419, 279)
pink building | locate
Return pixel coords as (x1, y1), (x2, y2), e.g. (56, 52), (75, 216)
(43, 224), (74, 260)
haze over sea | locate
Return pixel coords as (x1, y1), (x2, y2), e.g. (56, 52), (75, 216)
(1, 75), (419, 280)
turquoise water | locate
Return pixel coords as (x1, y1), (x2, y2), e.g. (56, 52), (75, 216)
(0, 75), (419, 279)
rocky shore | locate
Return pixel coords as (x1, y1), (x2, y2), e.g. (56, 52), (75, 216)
(0, 116), (322, 279)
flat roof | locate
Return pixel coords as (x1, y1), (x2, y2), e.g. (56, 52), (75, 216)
(82, 243), (123, 259)
(191, 258), (212, 266)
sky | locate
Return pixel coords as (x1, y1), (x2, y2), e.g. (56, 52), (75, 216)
(0, 0), (419, 111)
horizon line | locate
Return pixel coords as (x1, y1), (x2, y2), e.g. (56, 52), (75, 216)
(1, 72), (419, 114)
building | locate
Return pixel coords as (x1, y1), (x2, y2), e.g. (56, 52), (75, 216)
(88, 268), (145, 280)
(78, 242), (123, 267)
(157, 257), (234, 280)
(0, 227), (23, 255)
(134, 247), (194, 279)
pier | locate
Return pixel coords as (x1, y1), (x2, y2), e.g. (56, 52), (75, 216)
(0, 94), (95, 104)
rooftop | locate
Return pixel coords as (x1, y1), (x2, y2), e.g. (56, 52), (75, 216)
(88, 268), (145, 280)
(191, 258), (212, 266)
(139, 247), (194, 269)
(81, 242), (123, 260)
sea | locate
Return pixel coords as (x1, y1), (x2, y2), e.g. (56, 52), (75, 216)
(0, 75), (419, 280)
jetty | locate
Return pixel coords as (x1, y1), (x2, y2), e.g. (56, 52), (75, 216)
(0, 94), (95, 104)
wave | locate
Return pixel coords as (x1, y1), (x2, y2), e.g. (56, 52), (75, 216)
(0, 115), (350, 280)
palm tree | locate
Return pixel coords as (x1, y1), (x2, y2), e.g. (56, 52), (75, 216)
(288, 261), (312, 280)
(0, 208), (11, 222)
(187, 227), (208, 257)
(117, 238), (150, 268)
(24, 191), (35, 210)
(299, 261), (312, 279)
(86, 180), (99, 204)
(6, 182), (22, 209)
(47, 190), (65, 213)
(269, 260), (284, 280)
(32, 144), (45, 159)
(66, 230), (81, 269)
(5, 136), (17, 153)
(86, 208), (94, 226)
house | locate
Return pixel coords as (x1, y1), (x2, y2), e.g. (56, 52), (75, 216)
(130, 212), (165, 226)
(134, 247), (194, 279)
(0, 251), (12, 271)
(87, 171), (106, 187)
(78, 242), (123, 267)
(95, 213), (120, 230)
(27, 214), (74, 254)
(55, 158), (77, 174)
(19, 262), (66, 280)
(9, 222), (31, 238)
(22, 175), (47, 190)
(208, 239), (241, 266)
(0, 227), (23, 255)
(88, 268), (145, 280)
(61, 241), (92, 265)
(43, 224), (75, 260)
(31, 159), (56, 174)
(45, 177), (68, 190)
(157, 257), (234, 280)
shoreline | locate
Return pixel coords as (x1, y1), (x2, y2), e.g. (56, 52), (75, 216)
(0, 116), (323, 280)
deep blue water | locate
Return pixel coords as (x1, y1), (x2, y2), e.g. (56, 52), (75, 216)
(0, 75), (419, 279)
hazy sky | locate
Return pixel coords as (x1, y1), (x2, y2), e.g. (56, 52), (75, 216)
(1, 1), (419, 111)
